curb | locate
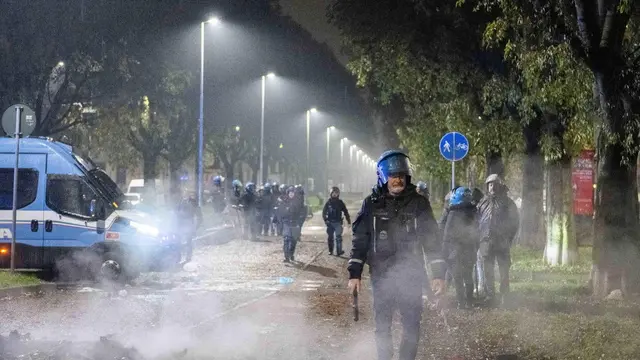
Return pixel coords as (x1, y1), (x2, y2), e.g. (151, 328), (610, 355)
(0, 282), (79, 298)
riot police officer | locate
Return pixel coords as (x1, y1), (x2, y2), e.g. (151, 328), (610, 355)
(281, 186), (304, 262)
(241, 182), (258, 240)
(210, 175), (227, 215)
(348, 149), (446, 360)
(177, 195), (203, 262)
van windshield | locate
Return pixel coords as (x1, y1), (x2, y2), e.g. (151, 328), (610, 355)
(71, 151), (124, 207)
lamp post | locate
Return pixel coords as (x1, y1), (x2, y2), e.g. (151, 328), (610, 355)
(326, 126), (335, 194)
(356, 149), (362, 192)
(305, 108), (317, 189)
(349, 144), (356, 192)
(258, 72), (275, 186)
(197, 17), (220, 207)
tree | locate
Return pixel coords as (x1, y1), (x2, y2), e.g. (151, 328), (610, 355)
(0, 0), (140, 136)
(473, 0), (640, 295)
(206, 126), (251, 184)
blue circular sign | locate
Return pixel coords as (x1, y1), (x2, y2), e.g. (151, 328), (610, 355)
(439, 132), (469, 162)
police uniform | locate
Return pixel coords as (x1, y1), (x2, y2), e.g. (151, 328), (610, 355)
(348, 150), (445, 360)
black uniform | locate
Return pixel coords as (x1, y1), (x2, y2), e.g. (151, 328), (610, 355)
(348, 184), (445, 360)
(240, 191), (257, 240)
(177, 198), (203, 262)
(322, 197), (351, 255)
(281, 194), (305, 262)
(441, 201), (478, 308)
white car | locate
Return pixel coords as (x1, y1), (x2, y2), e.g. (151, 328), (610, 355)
(124, 193), (142, 206)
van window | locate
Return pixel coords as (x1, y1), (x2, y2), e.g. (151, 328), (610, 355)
(46, 175), (98, 219)
(0, 169), (39, 210)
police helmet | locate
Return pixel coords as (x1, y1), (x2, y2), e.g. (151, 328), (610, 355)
(450, 187), (472, 206)
(294, 185), (304, 196)
(416, 181), (427, 192)
(272, 181), (279, 189)
(279, 184), (287, 193)
(264, 182), (272, 191)
(245, 182), (256, 193)
(376, 149), (412, 187)
(213, 175), (223, 186)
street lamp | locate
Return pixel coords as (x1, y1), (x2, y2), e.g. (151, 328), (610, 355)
(258, 72), (276, 186)
(197, 16), (220, 207)
(340, 137), (347, 166)
(326, 126), (335, 192)
(306, 107), (317, 188)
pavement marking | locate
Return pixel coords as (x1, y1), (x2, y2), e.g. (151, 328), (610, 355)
(188, 290), (278, 331)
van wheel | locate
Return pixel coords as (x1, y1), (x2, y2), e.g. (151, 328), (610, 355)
(99, 252), (123, 282)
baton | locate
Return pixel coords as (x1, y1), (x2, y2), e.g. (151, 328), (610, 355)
(352, 289), (359, 322)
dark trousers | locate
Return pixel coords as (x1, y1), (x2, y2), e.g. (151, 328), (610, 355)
(283, 223), (301, 260)
(260, 214), (272, 235)
(480, 242), (511, 297)
(371, 271), (423, 360)
(184, 231), (195, 262)
(450, 247), (475, 305)
(326, 221), (343, 254)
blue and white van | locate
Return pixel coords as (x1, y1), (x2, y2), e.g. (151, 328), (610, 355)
(0, 137), (182, 280)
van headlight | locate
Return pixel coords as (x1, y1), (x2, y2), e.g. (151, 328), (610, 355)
(129, 221), (160, 237)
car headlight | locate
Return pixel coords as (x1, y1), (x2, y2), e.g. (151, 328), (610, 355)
(129, 221), (160, 237)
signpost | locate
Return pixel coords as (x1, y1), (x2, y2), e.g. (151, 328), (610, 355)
(1, 104), (37, 271)
(439, 131), (469, 190)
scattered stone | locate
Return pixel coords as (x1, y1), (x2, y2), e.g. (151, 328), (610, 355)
(606, 289), (623, 300)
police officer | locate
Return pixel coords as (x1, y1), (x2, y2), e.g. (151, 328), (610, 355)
(281, 186), (303, 262)
(348, 150), (446, 360)
(441, 186), (479, 309)
(177, 195), (203, 262)
(241, 182), (258, 240)
(322, 186), (351, 256)
(211, 175), (227, 215)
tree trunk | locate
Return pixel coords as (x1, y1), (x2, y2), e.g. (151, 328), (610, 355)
(592, 72), (640, 297)
(169, 162), (181, 203)
(544, 156), (577, 265)
(520, 121), (545, 249)
(142, 152), (159, 205)
(485, 150), (504, 179)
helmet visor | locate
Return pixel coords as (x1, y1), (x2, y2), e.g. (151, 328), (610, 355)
(377, 155), (412, 184)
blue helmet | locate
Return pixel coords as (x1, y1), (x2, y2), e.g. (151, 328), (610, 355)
(213, 175), (222, 186)
(245, 182), (256, 193)
(264, 182), (272, 191)
(450, 186), (472, 206)
(416, 181), (427, 192)
(232, 179), (243, 189)
(376, 149), (412, 187)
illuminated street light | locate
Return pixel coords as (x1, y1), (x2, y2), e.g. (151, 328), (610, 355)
(197, 16), (222, 207)
(259, 72), (276, 186)
(235, 125), (240, 132)
(306, 107), (318, 187)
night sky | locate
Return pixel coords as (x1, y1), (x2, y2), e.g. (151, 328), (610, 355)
(279, 0), (348, 66)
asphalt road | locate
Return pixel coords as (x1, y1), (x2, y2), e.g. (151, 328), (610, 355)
(0, 208), (364, 359)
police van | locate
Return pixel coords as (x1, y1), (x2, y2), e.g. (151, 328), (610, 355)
(0, 137), (181, 281)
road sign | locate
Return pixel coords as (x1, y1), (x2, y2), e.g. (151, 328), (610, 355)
(2, 104), (36, 137)
(439, 131), (469, 162)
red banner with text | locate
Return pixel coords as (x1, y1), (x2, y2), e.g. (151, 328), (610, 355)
(572, 150), (595, 216)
